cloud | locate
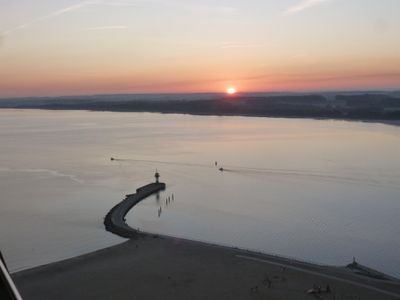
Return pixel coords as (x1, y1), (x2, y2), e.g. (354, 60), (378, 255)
(3, 1), (97, 35)
(4, 0), (236, 36)
(238, 71), (400, 84)
(282, 0), (332, 16)
(45, 1), (96, 18)
(85, 25), (128, 30)
(3, 0), (135, 35)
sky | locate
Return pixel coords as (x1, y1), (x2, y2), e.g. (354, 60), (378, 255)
(0, 0), (400, 97)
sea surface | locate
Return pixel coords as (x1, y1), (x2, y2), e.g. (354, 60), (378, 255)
(0, 109), (399, 277)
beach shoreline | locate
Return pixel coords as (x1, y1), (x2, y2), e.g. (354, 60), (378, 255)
(12, 180), (400, 300)
(12, 234), (400, 300)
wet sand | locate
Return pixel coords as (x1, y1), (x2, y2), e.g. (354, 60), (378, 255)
(13, 235), (400, 300)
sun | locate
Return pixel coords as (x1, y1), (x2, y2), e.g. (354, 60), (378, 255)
(226, 87), (237, 95)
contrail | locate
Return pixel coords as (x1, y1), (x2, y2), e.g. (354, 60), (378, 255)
(282, 0), (332, 16)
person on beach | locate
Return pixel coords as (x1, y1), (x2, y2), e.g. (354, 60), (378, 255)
(263, 275), (272, 288)
(326, 284), (331, 293)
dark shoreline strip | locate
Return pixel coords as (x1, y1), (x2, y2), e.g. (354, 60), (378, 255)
(104, 182), (166, 238)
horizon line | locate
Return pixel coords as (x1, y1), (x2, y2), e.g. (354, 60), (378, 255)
(1, 88), (400, 100)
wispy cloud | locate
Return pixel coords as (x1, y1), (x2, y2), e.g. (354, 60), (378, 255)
(85, 25), (128, 31)
(3, 0), (137, 36)
(4, 0), (97, 35)
(44, 0), (96, 18)
(282, 0), (332, 16)
(4, 0), (236, 36)
(235, 71), (400, 84)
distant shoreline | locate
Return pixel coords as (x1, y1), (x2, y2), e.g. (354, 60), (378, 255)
(1, 107), (399, 128)
(1, 93), (399, 126)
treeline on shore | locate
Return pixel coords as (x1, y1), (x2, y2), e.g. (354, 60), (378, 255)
(1, 93), (400, 120)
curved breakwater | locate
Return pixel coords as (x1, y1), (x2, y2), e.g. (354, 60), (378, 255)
(104, 182), (166, 238)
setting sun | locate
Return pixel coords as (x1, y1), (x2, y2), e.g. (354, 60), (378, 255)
(226, 87), (237, 95)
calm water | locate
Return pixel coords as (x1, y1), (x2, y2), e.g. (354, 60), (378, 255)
(0, 109), (399, 277)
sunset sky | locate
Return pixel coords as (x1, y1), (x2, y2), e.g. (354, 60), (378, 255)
(1, 0), (400, 97)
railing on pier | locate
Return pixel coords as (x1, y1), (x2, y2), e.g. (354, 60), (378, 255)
(0, 251), (23, 300)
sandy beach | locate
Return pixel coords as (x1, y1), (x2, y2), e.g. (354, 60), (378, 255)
(13, 235), (400, 300)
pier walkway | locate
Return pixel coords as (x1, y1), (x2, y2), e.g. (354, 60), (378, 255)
(104, 182), (166, 238)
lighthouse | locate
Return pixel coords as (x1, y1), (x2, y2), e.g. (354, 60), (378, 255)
(154, 170), (160, 183)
